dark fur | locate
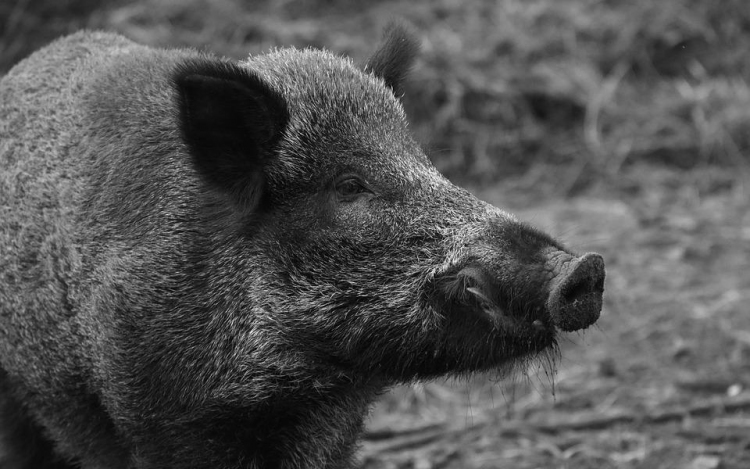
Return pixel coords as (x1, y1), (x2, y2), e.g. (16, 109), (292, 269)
(174, 58), (289, 211)
(0, 26), (604, 469)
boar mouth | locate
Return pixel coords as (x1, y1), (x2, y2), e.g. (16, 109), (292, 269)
(433, 265), (552, 337)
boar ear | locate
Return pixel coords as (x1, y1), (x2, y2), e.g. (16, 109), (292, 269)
(174, 59), (288, 211)
(364, 23), (420, 97)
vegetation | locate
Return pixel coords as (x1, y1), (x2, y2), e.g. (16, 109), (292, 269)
(2, 0), (748, 467)
(3, 0), (750, 188)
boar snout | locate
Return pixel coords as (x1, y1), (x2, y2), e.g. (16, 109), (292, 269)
(431, 246), (605, 336)
(546, 252), (605, 332)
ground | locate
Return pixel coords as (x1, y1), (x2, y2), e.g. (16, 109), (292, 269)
(364, 166), (750, 468)
(1, 0), (749, 468)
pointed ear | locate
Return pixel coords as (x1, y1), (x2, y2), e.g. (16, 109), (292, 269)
(173, 59), (288, 211)
(364, 23), (420, 97)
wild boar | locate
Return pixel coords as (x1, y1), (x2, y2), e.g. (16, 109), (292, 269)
(0, 26), (604, 469)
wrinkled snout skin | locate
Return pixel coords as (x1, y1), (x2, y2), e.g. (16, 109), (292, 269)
(0, 28), (604, 469)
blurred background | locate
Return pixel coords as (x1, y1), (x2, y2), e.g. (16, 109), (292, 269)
(2, 0), (749, 467)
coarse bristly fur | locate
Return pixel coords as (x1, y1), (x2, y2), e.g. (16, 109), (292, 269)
(0, 24), (605, 469)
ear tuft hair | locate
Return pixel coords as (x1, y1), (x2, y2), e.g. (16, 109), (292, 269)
(364, 23), (420, 97)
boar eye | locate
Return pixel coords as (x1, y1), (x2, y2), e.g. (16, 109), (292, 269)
(335, 175), (370, 201)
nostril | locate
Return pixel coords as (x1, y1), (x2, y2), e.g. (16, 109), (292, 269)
(560, 253), (605, 305)
(548, 252), (605, 332)
(561, 279), (593, 306)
